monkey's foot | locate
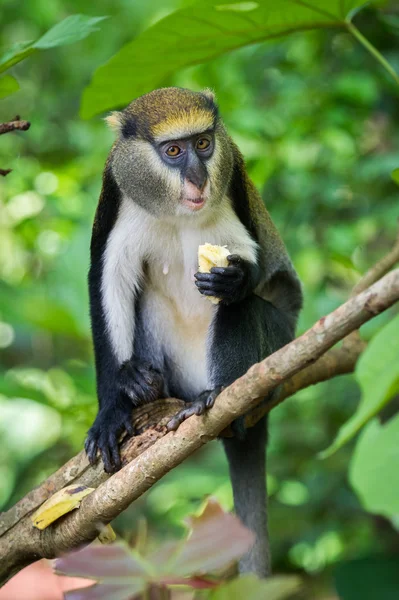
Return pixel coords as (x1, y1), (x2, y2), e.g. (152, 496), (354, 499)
(85, 403), (134, 473)
(167, 387), (222, 431)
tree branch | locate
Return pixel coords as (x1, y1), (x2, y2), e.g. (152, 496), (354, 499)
(0, 116), (31, 176)
(0, 116), (30, 135)
(0, 268), (398, 585)
(5, 221), (395, 540)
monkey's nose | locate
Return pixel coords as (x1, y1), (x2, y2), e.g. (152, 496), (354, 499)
(185, 166), (207, 191)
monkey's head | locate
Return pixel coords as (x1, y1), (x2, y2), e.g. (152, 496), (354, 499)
(106, 87), (234, 219)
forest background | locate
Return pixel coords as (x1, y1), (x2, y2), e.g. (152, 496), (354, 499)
(0, 0), (399, 597)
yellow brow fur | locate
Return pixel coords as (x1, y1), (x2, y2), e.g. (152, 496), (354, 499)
(151, 109), (214, 141)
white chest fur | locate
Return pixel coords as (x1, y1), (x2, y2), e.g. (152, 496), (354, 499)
(101, 196), (258, 396)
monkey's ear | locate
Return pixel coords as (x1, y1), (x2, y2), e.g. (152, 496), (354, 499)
(202, 88), (216, 103)
(105, 111), (137, 138)
(104, 111), (123, 134)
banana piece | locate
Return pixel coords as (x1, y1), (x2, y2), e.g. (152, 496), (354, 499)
(98, 523), (117, 544)
(31, 484), (95, 530)
(198, 243), (230, 304)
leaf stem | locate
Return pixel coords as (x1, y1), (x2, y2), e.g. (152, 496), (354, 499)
(346, 21), (399, 86)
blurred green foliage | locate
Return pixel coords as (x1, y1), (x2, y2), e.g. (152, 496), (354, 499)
(322, 313), (399, 457)
(0, 0), (398, 597)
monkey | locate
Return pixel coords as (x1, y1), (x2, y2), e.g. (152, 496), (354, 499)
(85, 87), (302, 577)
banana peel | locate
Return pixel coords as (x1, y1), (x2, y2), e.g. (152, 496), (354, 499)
(198, 243), (230, 304)
(31, 484), (95, 530)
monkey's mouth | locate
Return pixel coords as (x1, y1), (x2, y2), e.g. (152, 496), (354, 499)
(182, 197), (206, 211)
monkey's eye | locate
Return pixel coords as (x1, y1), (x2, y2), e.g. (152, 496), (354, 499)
(196, 138), (211, 151)
(166, 145), (182, 157)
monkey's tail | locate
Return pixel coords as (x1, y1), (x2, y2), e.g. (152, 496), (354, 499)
(222, 416), (270, 577)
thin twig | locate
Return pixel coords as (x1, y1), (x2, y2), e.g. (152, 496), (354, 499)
(0, 117), (30, 135)
(343, 224), (399, 349)
(351, 223), (399, 296)
(0, 116), (31, 175)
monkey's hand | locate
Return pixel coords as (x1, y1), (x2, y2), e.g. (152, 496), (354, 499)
(118, 360), (164, 405)
(194, 254), (258, 304)
(85, 362), (164, 473)
(85, 401), (134, 473)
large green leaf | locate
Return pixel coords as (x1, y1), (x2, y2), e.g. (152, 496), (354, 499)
(0, 15), (107, 75)
(349, 415), (399, 518)
(0, 74), (19, 99)
(81, 0), (368, 118)
(210, 573), (302, 600)
(334, 555), (399, 599)
(320, 313), (399, 457)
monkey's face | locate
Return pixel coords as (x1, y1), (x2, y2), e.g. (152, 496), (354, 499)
(108, 88), (234, 220)
(112, 125), (232, 220)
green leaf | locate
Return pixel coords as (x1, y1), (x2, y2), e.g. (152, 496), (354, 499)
(210, 573), (302, 600)
(0, 15), (107, 75)
(334, 555), (399, 599)
(349, 415), (399, 518)
(320, 314), (399, 458)
(0, 75), (19, 99)
(81, 0), (368, 118)
(391, 167), (399, 185)
(0, 41), (35, 73)
(33, 15), (108, 49)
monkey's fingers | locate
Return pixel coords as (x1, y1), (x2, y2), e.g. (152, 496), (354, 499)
(108, 434), (122, 472)
(205, 387), (222, 407)
(195, 269), (240, 281)
(136, 363), (164, 389)
(167, 407), (194, 431)
(97, 437), (113, 474)
(167, 403), (206, 430)
(123, 415), (135, 437)
(119, 362), (163, 404)
(209, 266), (242, 277)
(226, 254), (242, 265)
(87, 426), (132, 473)
(195, 281), (232, 292)
(85, 437), (99, 465)
(195, 274), (240, 288)
(167, 389), (221, 431)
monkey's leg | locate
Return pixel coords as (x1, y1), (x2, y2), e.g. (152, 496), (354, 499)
(86, 309), (166, 473)
(211, 295), (293, 577)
